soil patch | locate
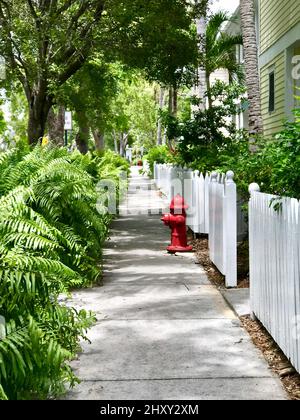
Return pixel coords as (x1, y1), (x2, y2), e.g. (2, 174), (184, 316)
(192, 236), (249, 288)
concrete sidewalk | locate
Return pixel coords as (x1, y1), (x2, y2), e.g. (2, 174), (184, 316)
(66, 168), (286, 400)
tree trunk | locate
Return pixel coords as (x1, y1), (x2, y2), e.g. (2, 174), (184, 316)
(157, 87), (165, 145)
(27, 92), (52, 144)
(75, 110), (90, 154)
(240, 0), (263, 135)
(157, 119), (163, 146)
(172, 87), (178, 116)
(195, 13), (207, 111)
(93, 129), (105, 151)
(168, 87), (178, 117)
(119, 133), (129, 157)
(168, 87), (173, 116)
(47, 106), (65, 145)
(162, 129), (167, 145)
(119, 133), (124, 156)
(113, 131), (118, 153)
(206, 73), (213, 109)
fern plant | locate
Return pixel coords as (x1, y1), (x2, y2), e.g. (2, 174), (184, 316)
(0, 144), (128, 400)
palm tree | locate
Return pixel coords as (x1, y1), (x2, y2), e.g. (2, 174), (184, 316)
(194, 0), (209, 110)
(240, 0), (263, 135)
(201, 12), (244, 108)
(196, 15), (207, 111)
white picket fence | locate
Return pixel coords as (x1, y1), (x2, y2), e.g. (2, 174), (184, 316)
(154, 163), (238, 287)
(155, 162), (300, 372)
(209, 172), (237, 288)
(154, 164), (214, 234)
(249, 184), (300, 373)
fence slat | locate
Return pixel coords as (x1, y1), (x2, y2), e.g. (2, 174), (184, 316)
(249, 185), (300, 374)
(224, 171), (237, 288)
(154, 162), (238, 287)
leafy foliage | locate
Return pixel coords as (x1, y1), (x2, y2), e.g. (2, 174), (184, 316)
(0, 0), (198, 144)
(202, 12), (244, 83)
(220, 112), (300, 199)
(109, 0), (198, 88)
(168, 103), (300, 199)
(166, 81), (246, 170)
(94, 150), (130, 178)
(62, 60), (119, 146)
(144, 145), (174, 177)
(107, 71), (159, 151)
(162, 81), (299, 199)
(0, 145), (128, 399)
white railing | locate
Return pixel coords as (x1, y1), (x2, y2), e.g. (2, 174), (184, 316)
(154, 162), (238, 287)
(249, 184), (300, 374)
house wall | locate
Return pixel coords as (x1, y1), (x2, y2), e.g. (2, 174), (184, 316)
(259, 0), (300, 136)
(260, 52), (286, 137)
(260, 0), (300, 54)
(294, 46), (300, 108)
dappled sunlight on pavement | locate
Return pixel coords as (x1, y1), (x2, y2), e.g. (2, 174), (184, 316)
(66, 168), (287, 400)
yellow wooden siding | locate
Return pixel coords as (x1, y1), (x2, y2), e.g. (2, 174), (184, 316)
(260, 0), (300, 53)
(260, 52), (286, 137)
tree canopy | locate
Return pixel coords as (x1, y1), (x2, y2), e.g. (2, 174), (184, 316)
(0, 0), (198, 144)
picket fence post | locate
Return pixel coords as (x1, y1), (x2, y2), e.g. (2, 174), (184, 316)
(224, 171), (237, 288)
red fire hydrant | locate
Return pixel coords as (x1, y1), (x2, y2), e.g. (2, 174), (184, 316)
(161, 194), (193, 253)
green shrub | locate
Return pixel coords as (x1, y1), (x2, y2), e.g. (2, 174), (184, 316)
(167, 81), (246, 172)
(213, 111), (300, 199)
(144, 145), (173, 176)
(170, 81), (300, 200)
(94, 150), (130, 180)
(0, 144), (126, 400)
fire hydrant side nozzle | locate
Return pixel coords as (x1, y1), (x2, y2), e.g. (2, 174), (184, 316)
(161, 194), (193, 254)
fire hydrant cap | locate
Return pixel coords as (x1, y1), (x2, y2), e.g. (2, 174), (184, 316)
(170, 194), (189, 210)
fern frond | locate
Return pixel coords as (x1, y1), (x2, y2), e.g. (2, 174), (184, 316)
(0, 145), (126, 399)
(2, 232), (62, 252)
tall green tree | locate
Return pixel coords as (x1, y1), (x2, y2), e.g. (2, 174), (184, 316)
(106, 72), (158, 155)
(62, 60), (119, 153)
(0, 0), (105, 144)
(63, 63), (158, 154)
(0, 0), (198, 145)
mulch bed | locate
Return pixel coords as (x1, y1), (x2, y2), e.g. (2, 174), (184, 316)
(241, 316), (300, 400)
(191, 235), (249, 289)
(191, 234), (300, 400)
